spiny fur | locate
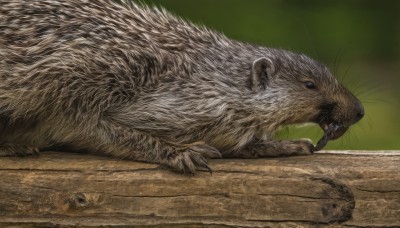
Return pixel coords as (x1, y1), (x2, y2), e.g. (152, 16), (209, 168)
(0, 0), (362, 173)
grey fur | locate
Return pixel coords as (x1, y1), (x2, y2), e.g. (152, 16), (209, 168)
(0, 0), (363, 173)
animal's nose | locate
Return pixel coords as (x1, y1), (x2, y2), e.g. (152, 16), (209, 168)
(353, 101), (365, 122)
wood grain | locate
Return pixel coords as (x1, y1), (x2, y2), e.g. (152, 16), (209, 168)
(0, 151), (399, 227)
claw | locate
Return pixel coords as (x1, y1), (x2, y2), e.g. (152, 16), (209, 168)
(199, 159), (213, 175)
(193, 154), (213, 174)
(32, 147), (40, 155)
(182, 153), (196, 175)
(189, 144), (222, 159)
(163, 143), (219, 175)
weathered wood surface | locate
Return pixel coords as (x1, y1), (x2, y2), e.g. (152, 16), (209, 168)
(0, 151), (399, 227)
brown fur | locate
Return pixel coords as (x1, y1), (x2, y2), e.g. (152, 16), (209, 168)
(0, 0), (364, 173)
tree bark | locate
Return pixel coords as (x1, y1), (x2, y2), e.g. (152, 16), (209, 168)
(0, 151), (399, 227)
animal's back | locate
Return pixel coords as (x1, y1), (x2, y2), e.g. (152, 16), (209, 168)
(0, 1), (175, 117)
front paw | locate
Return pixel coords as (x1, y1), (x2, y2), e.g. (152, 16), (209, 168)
(287, 138), (315, 155)
(162, 142), (221, 175)
(243, 139), (314, 158)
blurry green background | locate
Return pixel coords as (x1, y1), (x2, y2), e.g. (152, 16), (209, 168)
(141, 0), (400, 150)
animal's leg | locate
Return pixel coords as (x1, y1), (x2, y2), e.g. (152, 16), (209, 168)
(95, 121), (221, 174)
(0, 144), (40, 157)
(226, 139), (314, 158)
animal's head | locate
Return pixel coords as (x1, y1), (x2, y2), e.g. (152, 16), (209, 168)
(249, 49), (364, 140)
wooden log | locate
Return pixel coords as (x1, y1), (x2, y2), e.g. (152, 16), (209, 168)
(0, 151), (399, 227)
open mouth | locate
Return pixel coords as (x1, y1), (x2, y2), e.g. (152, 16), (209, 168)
(314, 121), (349, 151)
(319, 121), (348, 140)
(313, 100), (364, 151)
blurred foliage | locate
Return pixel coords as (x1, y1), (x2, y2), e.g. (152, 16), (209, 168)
(140, 0), (400, 149)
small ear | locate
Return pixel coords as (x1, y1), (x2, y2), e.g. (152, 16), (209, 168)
(251, 57), (275, 90)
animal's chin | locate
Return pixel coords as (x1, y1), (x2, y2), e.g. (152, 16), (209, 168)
(318, 121), (348, 140)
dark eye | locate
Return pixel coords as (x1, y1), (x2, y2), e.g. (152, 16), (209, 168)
(305, 81), (316, 89)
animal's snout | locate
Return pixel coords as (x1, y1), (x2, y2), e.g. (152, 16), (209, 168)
(352, 101), (364, 123)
